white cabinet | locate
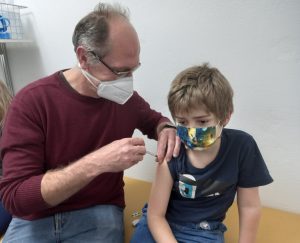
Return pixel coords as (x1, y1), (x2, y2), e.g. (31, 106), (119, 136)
(0, 2), (28, 93)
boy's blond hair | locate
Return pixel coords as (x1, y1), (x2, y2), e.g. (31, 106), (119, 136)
(0, 80), (12, 129)
(168, 63), (234, 123)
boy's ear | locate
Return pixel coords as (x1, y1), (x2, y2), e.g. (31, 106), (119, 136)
(222, 113), (232, 127)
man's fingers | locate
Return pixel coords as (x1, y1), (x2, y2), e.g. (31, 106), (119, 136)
(135, 145), (146, 156)
(130, 137), (145, 146)
(156, 134), (167, 162)
(173, 136), (181, 157)
(164, 135), (175, 162)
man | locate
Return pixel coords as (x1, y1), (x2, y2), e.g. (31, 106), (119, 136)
(0, 3), (180, 242)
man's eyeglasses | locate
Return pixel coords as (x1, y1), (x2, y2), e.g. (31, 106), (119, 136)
(89, 51), (141, 77)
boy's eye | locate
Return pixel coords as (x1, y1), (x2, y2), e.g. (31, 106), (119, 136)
(197, 120), (208, 126)
(177, 121), (186, 126)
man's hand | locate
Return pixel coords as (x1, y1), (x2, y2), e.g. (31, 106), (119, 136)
(156, 124), (181, 163)
(92, 137), (146, 173)
(41, 137), (145, 207)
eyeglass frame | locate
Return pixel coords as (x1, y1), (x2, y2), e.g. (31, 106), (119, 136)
(89, 51), (141, 77)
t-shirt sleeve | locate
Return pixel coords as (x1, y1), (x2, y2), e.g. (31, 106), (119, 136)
(167, 144), (186, 181)
(167, 158), (177, 181)
(238, 136), (273, 188)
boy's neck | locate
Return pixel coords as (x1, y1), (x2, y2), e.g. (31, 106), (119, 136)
(186, 137), (221, 169)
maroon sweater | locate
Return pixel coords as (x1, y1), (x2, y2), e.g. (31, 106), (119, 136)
(0, 71), (168, 220)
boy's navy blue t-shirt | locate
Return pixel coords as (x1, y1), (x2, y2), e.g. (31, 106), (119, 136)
(166, 128), (273, 224)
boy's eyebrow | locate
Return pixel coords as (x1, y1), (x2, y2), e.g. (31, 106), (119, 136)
(174, 116), (185, 119)
(175, 115), (210, 119)
(193, 115), (210, 119)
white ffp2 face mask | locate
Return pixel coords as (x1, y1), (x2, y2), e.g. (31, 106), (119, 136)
(79, 66), (134, 105)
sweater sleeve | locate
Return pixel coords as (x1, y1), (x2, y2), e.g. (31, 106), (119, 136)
(0, 91), (49, 217)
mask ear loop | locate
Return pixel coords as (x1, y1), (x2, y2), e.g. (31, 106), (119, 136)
(215, 121), (223, 140)
(78, 63), (98, 89)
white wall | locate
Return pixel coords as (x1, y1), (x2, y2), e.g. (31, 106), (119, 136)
(5, 0), (300, 213)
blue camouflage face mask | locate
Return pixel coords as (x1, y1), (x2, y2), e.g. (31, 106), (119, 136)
(176, 123), (222, 150)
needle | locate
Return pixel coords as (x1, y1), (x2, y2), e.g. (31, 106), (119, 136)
(146, 150), (157, 157)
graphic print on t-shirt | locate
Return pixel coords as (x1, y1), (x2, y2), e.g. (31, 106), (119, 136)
(179, 174), (197, 199)
(179, 174), (232, 199)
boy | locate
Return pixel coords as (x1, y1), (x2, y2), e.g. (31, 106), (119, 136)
(131, 64), (273, 243)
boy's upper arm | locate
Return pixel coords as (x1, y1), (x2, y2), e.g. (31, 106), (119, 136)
(148, 159), (173, 217)
(237, 187), (260, 208)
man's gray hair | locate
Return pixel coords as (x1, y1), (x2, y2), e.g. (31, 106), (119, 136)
(72, 2), (130, 63)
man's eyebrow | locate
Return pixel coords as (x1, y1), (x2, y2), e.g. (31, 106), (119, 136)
(114, 63), (141, 72)
(113, 66), (131, 72)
